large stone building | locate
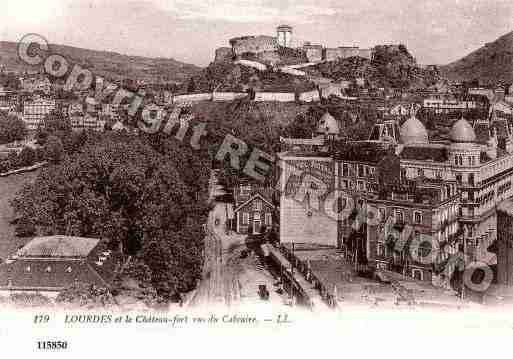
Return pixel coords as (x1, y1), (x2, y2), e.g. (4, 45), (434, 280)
(229, 35), (278, 57)
(278, 109), (513, 286)
(0, 236), (120, 298)
(22, 98), (56, 130)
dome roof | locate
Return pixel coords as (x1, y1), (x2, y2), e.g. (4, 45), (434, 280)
(400, 116), (428, 144)
(450, 118), (476, 143)
(317, 112), (340, 135)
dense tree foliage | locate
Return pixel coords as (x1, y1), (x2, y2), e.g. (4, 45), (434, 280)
(12, 133), (209, 299)
(0, 112), (27, 144)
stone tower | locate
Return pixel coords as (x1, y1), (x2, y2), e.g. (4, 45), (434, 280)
(276, 25), (292, 47)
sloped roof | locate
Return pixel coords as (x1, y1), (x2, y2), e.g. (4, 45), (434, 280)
(399, 145), (449, 162)
(17, 236), (100, 258)
(0, 257), (117, 291)
(334, 141), (391, 164)
(234, 192), (275, 213)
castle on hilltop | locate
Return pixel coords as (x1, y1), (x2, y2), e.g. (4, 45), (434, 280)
(215, 25), (375, 64)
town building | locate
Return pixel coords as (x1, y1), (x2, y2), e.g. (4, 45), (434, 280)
(22, 98), (56, 130)
(496, 201), (513, 286)
(276, 25), (293, 48)
(422, 93), (488, 114)
(233, 185), (275, 234)
(0, 236), (120, 298)
(278, 107), (513, 285)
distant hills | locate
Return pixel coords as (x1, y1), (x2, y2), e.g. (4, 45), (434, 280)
(0, 41), (202, 85)
(441, 31), (513, 85)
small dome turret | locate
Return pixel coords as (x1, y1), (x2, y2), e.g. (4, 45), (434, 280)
(450, 118), (476, 143)
(400, 116), (428, 144)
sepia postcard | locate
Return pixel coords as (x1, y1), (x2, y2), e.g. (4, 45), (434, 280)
(1, 0), (513, 356)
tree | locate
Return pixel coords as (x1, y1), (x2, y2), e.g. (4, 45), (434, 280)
(0, 113), (27, 144)
(56, 283), (117, 308)
(36, 109), (72, 145)
(12, 134), (209, 300)
(187, 77), (196, 93)
(18, 146), (36, 167)
(43, 135), (64, 164)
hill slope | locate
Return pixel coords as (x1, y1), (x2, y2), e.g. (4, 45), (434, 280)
(303, 44), (440, 89)
(0, 41), (201, 84)
(441, 31), (513, 85)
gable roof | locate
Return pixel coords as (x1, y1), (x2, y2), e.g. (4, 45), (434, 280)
(234, 192), (275, 213)
(0, 255), (118, 292)
(17, 236), (100, 258)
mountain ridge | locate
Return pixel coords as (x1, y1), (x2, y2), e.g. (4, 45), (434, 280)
(0, 41), (202, 84)
(440, 30), (513, 85)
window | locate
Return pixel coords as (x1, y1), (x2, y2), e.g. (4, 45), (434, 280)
(253, 200), (262, 211)
(358, 181), (364, 191)
(343, 163), (349, 177)
(412, 269), (423, 281)
(395, 210), (404, 224)
(358, 165), (364, 177)
(242, 213), (249, 225)
(400, 168), (407, 180)
(240, 185), (251, 196)
(377, 243), (386, 257)
(342, 180), (348, 189)
(414, 211), (422, 224)
(468, 173), (475, 186)
(265, 213), (272, 226)
(417, 168), (424, 177)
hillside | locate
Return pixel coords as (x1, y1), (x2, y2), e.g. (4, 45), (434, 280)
(441, 31), (513, 85)
(303, 45), (440, 89)
(0, 41), (201, 84)
(187, 61), (316, 93)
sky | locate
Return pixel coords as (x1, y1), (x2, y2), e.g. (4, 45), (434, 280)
(1, 0), (513, 67)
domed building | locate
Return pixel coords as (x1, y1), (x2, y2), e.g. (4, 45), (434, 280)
(400, 116), (429, 144)
(450, 118), (477, 143)
(448, 118), (481, 168)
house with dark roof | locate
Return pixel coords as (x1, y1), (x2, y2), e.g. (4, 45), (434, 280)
(233, 186), (275, 235)
(0, 236), (120, 298)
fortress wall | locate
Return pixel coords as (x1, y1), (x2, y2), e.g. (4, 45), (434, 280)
(325, 48), (339, 62)
(254, 92), (296, 102)
(234, 59), (268, 71)
(230, 35), (278, 56)
(173, 93), (213, 103)
(338, 47), (359, 58)
(358, 48), (374, 60)
(214, 47), (233, 62)
(280, 67), (306, 77)
(212, 92), (248, 102)
(299, 89), (320, 103)
(304, 48), (323, 62)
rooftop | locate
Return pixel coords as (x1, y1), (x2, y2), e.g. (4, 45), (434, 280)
(17, 236), (101, 258)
